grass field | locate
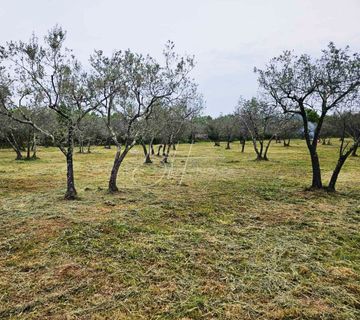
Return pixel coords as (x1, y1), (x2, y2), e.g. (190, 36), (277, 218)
(0, 140), (359, 319)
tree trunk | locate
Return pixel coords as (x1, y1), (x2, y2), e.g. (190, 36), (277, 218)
(64, 150), (77, 200)
(144, 153), (152, 163)
(309, 149), (322, 189)
(157, 145), (163, 156)
(260, 141), (264, 156)
(162, 144), (167, 156)
(327, 147), (354, 191)
(64, 127), (77, 200)
(327, 128), (358, 191)
(252, 138), (261, 159)
(26, 132), (31, 159)
(283, 138), (291, 147)
(162, 154), (169, 164)
(191, 132), (195, 144)
(141, 142), (152, 164)
(87, 139), (91, 153)
(108, 145), (131, 192)
(351, 144), (358, 157)
(78, 136), (84, 153)
(141, 141), (147, 157)
(15, 150), (23, 160)
(226, 140), (231, 149)
(32, 132), (37, 159)
(104, 137), (112, 149)
(109, 147), (121, 192)
(161, 142), (172, 164)
(6, 134), (23, 160)
(263, 138), (273, 161)
(253, 138), (272, 161)
(151, 143), (155, 155)
(256, 154), (267, 161)
(327, 156), (346, 192)
(301, 108), (324, 190)
(241, 140), (245, 153)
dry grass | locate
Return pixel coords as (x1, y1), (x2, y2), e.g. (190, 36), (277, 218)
(0, 140), (359, 319)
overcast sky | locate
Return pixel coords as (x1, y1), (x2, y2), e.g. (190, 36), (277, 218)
(0, 0), (359, 116)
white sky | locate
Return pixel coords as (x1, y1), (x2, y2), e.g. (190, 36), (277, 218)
(0, 0), (359, 116)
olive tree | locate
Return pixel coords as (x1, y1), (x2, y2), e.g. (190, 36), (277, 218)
(236, 97), (280, 160)
(256, 43), (360, 190)
(0, 114), (30, 160)
(160, 92), (203, 163)
(234, 112), (249, 152)
(0, 26), (113, 199)
(218, 114), (237, 149)
(138, 102), (167, 163)
(91, 42), (197, 192)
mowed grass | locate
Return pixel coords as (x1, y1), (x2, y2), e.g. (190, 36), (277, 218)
(0, 140), (359, 320)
